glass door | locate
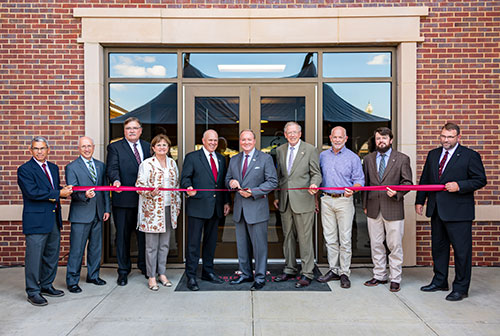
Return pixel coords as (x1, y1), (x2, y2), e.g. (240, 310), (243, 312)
(184, 84), (316, 260)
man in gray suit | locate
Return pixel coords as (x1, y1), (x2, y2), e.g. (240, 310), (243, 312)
(362, 127), (412, 293)
(226, 129), (278, 290)
(273, 122), (322, 288)
(65, 136), (110, 293)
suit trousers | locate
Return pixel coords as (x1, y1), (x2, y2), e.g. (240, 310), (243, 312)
(235, 218), (268, 284)
(145, 208), (172, 278)
(185, 213), (219, 279)
(281, 202), (315, 279)
(431, 209), (472, 294)
(367, 213), (405, 283)
(66, 215), (102, 286)
(25, 221), (60, 296)
(112, 206), (146, 275)
(320, 195), (355, 277)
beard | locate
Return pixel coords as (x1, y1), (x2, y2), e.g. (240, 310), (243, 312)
(376, 144), (391, 153)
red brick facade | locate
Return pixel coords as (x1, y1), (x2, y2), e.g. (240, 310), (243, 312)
(1, 1), (499, 266)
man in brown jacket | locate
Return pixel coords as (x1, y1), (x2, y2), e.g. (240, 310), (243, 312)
(362, 127), (412, 292)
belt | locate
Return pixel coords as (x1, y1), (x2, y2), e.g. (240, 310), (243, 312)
(323, 191), (344, 198)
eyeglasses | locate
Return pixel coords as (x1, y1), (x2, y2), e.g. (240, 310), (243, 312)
(440, 135), (457, 140)
(286, 131), (300, 135)
(125, 127), (141, 131)
(32, 147), (48, 151)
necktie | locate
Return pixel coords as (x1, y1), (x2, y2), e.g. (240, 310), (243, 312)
(133, 143), (141, 165)
(87, 160), (97, 184)
(378, 153), (386, 181)
(209, 153), (218, 181)
(287, 146), (295, 175)
(438, 150), (449, 178)
(42, 163), (54, 189)
(242, 154), (249, 178)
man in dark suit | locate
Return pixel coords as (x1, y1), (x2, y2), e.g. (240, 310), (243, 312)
(362, 127), (412, 292)
(106, 117), (151, 286)
(180, 129), (231, 291)
(65, 136), (110, 293)
(17, 136), (73, 306)
(273, 122), (322, 288)
(416, 122), (486, 301)
(226, 129), (278, 291)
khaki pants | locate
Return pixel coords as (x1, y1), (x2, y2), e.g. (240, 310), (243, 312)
(367, 213), (404, 283)
(320, 195), (355, 277)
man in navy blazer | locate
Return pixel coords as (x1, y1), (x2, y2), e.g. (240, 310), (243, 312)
(17, 136), (73, 306)
(106, 117), (151, 286)
(65, 136), (110, 293)
(180, 129), (231, 291)
(416, 123), (486, 301)
(226, 129), (278, 290)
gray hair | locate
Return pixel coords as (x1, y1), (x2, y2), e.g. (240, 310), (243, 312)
(31, 136), (49, 148)
(202, 129), (218, 139)
(284, 122), (302, 133)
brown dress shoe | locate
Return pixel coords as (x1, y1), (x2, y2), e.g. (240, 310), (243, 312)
(295, 275), (312, 288)
(340, 274), (351, 289)
(364, 278), (388, 287)
(273, 273), (296, 282)
(390, 282), (400, 292)
(317, 270), (340, 283)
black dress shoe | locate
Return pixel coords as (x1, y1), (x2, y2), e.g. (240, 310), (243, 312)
(364, 278), (388, 287)
(273, 273), (296, 282)
(295, 275), (312, 288)
(117, 274), (128, 286)
(340, 274), (351, 289)
(230, 276), (254, 285)
(187, 278), (199, 291)
(420, 283), (449, 292)
(86, 277), (107, 286)
(67, 284), (82, 293)
(40, 286), (65, 297)
(317, 270), (341, 283)
(27, 293), (48, 306)
(446, 291), (468, 301)
(250, 281), (265, 291)
(201, 272), (223, 284)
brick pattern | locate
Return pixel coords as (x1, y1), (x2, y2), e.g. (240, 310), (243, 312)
(1, 0), (499, 266)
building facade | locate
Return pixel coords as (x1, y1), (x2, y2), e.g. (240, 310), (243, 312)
(1, 1), (499, 266)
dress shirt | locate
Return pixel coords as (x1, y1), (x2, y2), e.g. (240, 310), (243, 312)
(80, 156), (97, 175)
(126, 139), (144, 162)
(202, 146), (218, 172)
(286, 139), (301, 172)
(319, 146), (365, 194)
(241, 148), (256, 171)
(33, 157), (54, 187)
(439, 142), (458, 173)
(376, 147), (392, 173)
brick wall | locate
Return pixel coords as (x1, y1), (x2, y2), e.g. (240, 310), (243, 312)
(1, 0), (499, 266)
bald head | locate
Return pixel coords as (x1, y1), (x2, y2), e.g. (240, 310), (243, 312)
(202, 129), (219, 153)
(329, 126), (348, 153)
(78, 136), (95, 160)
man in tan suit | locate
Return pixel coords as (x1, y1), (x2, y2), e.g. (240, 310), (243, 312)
(273, 122), (322, 288)
(362, 127), (412, 292)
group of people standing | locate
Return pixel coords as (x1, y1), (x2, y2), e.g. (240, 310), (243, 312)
(17, 119), (486, 306)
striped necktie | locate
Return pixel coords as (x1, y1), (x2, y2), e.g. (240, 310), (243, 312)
(87, 160), (97, 184)
(378, 154), (386, 181)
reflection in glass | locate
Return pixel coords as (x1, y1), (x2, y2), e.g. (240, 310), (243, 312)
(323, 52), (391, 78)
(184, 52), (317, 78)
(109, 53), (177, 78)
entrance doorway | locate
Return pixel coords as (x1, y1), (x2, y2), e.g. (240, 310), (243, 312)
(184, 84), (316, 260)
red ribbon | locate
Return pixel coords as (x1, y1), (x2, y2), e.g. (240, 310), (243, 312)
(72, 185), (446, 192)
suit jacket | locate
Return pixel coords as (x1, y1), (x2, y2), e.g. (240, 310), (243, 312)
(66, 157), (110, 223)
(225, 150), (278, 224)
(415, 144), (486, 221)
(17, 158), (63, 234)
(180, 149), (230, 219)
(106, 138), (151, 208)
(362, 149), (413, 221)
(275, 141), (322, 214)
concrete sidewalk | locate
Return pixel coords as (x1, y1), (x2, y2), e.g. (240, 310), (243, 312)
(1, 265), (499, 336)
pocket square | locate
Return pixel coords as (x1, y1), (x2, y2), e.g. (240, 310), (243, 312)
(254, 166), (261, 169)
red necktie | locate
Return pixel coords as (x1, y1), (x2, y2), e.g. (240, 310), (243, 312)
(133, 143), (141, 164)
(42, 163), (54, 189)
(209, 153), (218, 181)
(438, 150), (449, 178)
(242, 154), (249, 178)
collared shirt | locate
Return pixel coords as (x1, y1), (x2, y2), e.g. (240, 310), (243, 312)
(202, 146), (218, 172)
(376, 147), (392, 172)
(126, 139), (144, 162)
(319, 146), (365, 194)
(439, 142), (458, 172)
(241, 148), (256, 171)
(286, 139), (301, 172)
(33, 157), (54, 187)
(80, 156), (97, 174)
